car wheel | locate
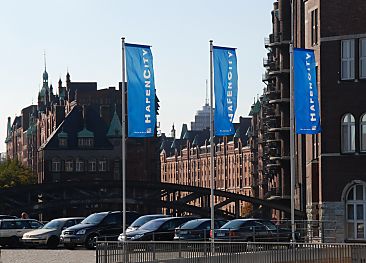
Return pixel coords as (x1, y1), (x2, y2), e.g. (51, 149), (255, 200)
(8, 236), (19, 248)
(85, 234), (98, 250)
(64, 243), (76, 250)
(47, 236), (60, 249)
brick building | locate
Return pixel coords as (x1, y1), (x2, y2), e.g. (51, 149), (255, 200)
(5, 68), (160, 218)
(251, 0), (366, 242)
(160, 117), (252, 217)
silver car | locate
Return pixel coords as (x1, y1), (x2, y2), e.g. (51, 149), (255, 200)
(22, 217), (84, 248)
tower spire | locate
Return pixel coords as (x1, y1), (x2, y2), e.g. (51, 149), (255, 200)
(205, 79), (209, 105)
(43, 50), (47, 72)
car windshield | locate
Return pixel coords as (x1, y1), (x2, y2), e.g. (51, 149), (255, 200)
(130, 216), (162, 228)
(139, 219), (165, 231)
(180, 220), (204, 230)
(259, 220), (277, 231)
(221, 220), (247, 229)
(43, 219), (63, 229)
(81, 213), (106, 224)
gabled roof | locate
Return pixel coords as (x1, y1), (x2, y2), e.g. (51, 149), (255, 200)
(40, 105), (111, 150)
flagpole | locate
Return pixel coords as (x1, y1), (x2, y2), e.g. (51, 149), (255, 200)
(289, 0), (296, 242)
(121, 37), (127, 240)
(209, 40), (215, 253)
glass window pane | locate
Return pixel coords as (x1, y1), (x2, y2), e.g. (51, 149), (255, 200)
(350, 39), (355, 58)
(348, 223), (355, 239)
(357, 205), (364, 220)
(361, 59), (366, 78)
(350, 60), (355, 79)
(348, 204), (354, 219)
(361, 39), (366, 57)
(342, 61), (349, 79)
(342, 126), (349, 152)
(347, 188), (354, 200)
(351, 125), (356, 151)
(357, 223), (364, 239)
(342, 41), (349, 58)
(356, 185), (364, 200)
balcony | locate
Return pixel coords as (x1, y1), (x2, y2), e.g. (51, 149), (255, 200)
(265, 187), (282, 199)
(269, 98), (290, 104)
(268, 127), (290, 132)
(262, 71), (275, 82)
(267, 162), (281, 169)
(264, 33), (290, 48)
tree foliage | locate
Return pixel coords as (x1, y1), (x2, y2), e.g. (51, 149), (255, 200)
(0, 159), (36, 188)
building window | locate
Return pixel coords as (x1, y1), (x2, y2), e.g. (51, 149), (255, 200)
(59, 138), (67, 147)
(342, 114), (355, 153)
(76, 159), (84, 172)
(341, 39), (355, 80)
(52, 160), (61, 172)
(346, 183), (366, 240)
(360, 38), (366, 79)
(65, 160), (73, 172)
(99, 160), (107, 172)
(361, 114), (366, 152)
(88, 160), (96, 172)
(78, 138), (94, 148)
(311, 9), (318, 46)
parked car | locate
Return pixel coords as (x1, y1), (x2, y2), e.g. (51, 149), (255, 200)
(174, 218), (227, 241)
(60, 211), (139, 249)
(212, 218), (297, 242)
(120, 217), (198, 241)
(0, 219), (43, 247)
(126, 214), (170, 233)
(22, 217), (84, 248)
(0, 215), (17, 220)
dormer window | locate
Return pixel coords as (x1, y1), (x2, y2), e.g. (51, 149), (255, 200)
(77, 128), (94, 148)
(78, 138), (94, 148)
(58, 130), (68, 148)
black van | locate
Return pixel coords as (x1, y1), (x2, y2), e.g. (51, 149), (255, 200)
(60, 211), (139, 249)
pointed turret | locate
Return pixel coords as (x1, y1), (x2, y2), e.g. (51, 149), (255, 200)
(107, 106), (122, 137)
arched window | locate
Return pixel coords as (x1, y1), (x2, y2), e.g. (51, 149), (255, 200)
(341, 114), (355, 153)
(346, 183), (366, 240)
(360, 114), (366, 152)
(75, 158), (84, 172)
(51, 158), (61, 172)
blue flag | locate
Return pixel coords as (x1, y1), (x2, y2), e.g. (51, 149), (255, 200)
(125, 43), (156, 137)
(213, 46), (238, 136)
(294, 48), (321, 134)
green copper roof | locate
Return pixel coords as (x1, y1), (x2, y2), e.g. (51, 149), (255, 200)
(234, 127), (241, 138)
(249, 100), (261, 116)
(77, 127), (94, 138)
(107, 110), (122, 137)
(26, 124), (37, 136)
(58, 130), (68, 138)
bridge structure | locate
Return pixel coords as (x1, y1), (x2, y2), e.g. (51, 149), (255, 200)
(0, 180), (305, 220)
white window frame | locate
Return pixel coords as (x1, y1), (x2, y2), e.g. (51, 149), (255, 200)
(360, 38), (366, 79)
(99, 160), (107, 172)
(342, 114), (356, 153)
(52, 160), (61, 172)
(341, 39), (355, 80)
(361, 114), (366, 152)
(346, 184), (366, 240)
(75, 160), (84, 172)
(65, 160), (73, 172)
(88, 160), (96, 172)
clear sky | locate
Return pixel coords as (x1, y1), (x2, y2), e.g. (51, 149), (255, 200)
(0, 0), (273, 152)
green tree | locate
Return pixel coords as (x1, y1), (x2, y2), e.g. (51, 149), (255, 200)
(0, 159), (36, 188)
